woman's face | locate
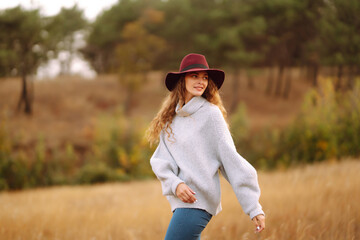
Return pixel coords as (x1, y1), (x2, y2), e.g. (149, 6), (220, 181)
(184, 71), (209, 102)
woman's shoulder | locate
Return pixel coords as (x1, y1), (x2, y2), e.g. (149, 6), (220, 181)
(202, 100), (223, 118)
(200, 100), (229, 139)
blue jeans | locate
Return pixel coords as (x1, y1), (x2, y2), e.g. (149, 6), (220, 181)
(164, 208), (212, 240)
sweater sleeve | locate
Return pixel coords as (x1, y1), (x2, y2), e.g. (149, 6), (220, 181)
(150, 130), (184, 196)
(209, 107), (265, 220)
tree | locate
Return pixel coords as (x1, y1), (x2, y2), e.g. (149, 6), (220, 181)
(80, 0), (360, 96)
(46, 5), (87, 75)
(0, 7), (51, 115)
(82, 0), (153, 73)
(195, 0), (266, 112)
(318, 0), (360, 90)
(116, 18), (166, 114)
(223, 16), (266, 111)
(157, 0), (216, 68)
(252, 0), (324, 98)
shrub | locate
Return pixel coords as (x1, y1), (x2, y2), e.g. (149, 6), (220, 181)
(0, 117), (28, 190)
(0, 154), (28, 190)
(90, 109), (154, 179)
(266, 78), (360, 168)
(282, 78), (360, 163)
(230, 103), (249, 149)
(0, 107), (155, 191)
(75, 161), (128, 184)
(230, 77), (360, 169)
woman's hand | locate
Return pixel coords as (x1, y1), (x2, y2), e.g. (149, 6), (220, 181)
(252, 214), (265, 233)
(175, 183), (197, 203)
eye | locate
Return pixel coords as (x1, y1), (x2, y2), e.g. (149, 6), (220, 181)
(203, 76), (209, 80)
(191, 74), (198, 78)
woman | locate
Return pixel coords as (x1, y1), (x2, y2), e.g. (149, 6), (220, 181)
(145, 53), (265, 240)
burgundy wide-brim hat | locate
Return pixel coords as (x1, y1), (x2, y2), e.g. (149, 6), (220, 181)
(165, 53), (225, 91)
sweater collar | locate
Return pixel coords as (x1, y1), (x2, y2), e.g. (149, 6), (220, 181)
(175, 96), (207, 117)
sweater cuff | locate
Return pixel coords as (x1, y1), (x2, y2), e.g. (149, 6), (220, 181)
(171, 178), (185, 196)
(249, 208), (265, 220)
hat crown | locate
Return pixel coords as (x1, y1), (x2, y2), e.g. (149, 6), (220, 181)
(179, 53), (209, 72)
(165, 53), (224, 91)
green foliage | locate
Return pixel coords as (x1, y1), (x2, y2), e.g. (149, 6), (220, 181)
(79, 0), (360, 78)
(0, 154), (28, 190)
(230, 78), (360, 169)
(91, 109), (154, 179)
(0, 131), (76, 190)
(277, 78), (360, 165)
(0, 108), (155, 191)
(82, 0), (156, 73)
(230, 103), (249, 149)
(47, 5), (87, 40)
(116, 18), (167, 113)
(1, 0), (360, 77)
(75, 161), (128, 184)
(116, 20), (166, 91)
(334, 80), (360, 155)
(0, 6), (50, 77)
(117, 20), (166, 73)
(46, 4), (88, 75)
(71, 109), (155, 185)
(0, 119), (29, 190)
(318, 0), (360, 67)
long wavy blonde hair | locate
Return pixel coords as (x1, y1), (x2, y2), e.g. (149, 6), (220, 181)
(145, 74), (228, 147)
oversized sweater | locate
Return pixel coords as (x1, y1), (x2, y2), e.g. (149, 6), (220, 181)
(150, 96), (264, 219)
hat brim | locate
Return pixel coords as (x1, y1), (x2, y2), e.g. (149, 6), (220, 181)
(165, 68), (225, 91)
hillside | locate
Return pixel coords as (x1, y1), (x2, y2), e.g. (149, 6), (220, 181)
(0, 70), (312, 153)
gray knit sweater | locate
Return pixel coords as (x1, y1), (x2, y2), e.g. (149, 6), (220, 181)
(150, 96), (264, 219)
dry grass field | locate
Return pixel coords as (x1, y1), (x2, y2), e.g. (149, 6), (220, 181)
(0, 159), (359, 240)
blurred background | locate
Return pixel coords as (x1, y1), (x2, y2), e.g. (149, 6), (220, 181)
(0, 0), (359, 239)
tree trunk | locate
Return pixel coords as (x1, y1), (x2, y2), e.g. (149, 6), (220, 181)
(283, 69), (292, 99)
(65, 36), (75, 75)
(17, 72), (32, 115)
(265, 67), (274, 95)
(29, 76), (34, 108)
(299, 65), (307, 82)
(230, 67), (240, 114)
(275, 65), (284, 97)
(312, 64), (319, 87)
(346, 65), (355, 90)
(305, 65), (311, 83)
(335, 65), (343, 91)
(59, 60), (66, 76)
(247, 69), (255, 90)
(123, 88), (133, 116)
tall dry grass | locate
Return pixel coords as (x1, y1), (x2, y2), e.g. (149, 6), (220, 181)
(0, 159), (359, 240)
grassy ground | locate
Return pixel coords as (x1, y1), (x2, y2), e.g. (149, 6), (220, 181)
(0, 159), (358, 240)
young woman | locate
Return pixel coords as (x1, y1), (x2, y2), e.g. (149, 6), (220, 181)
(146, 53), (265, 240)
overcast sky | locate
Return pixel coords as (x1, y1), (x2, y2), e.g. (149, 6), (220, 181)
(0, 0), (119, 20)
(0, 0), (120, 79)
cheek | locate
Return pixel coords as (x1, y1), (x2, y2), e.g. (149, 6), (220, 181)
(185, 78), (191, 88)
(184, 78), (193, 92)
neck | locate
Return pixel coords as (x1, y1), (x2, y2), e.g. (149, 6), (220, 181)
(184, 93), (194, 104)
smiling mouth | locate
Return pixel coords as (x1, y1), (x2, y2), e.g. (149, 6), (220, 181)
(194, 86), (204, 91)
